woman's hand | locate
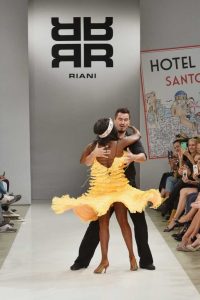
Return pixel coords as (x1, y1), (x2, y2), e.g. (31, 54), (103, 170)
(80, 143), (110, 166)
(182, 176), (190, 183)
(192, 173), (200, 181)
(93, 143), (111, 158)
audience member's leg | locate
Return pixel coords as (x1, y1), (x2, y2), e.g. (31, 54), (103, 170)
(161, 180), (183, 216)
(165, 176), (179, 197)
(179, 207), (198, 223)
(181, 210), (199, 246)
(167, 187), (197, 229)
(185, 193), (198, 215)
(159, 172), (173, 193)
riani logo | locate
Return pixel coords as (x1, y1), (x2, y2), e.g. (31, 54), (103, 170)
(51, 17), (113, 79)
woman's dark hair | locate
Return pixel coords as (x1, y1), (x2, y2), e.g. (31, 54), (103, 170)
(93, 118), (119, 146)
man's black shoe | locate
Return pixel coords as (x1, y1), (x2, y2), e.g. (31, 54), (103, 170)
(70, 262), (87, 271)
(140, 264), (156, 270)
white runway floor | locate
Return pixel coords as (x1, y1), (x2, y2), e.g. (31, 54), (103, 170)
(0, 202), (199, 300)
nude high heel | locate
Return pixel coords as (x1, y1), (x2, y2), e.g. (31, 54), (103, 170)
(130, 257), (138, 271)
(94, 261), (109, 274)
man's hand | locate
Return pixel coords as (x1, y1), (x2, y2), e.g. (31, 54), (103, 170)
(124, 148), (135, 167)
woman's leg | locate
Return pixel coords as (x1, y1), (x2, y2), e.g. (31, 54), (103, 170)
(114, 202), (137, 270)
(94, 210), (110, 273)
(176, 188), (197, 217)
(188, 210), (200, 241)
(191, 232), (200, 248)
(179, 207), (198, 223)
(181, 210), (199, 246)
(165, 187), (197, 230)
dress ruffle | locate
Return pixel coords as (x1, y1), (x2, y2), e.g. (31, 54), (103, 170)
(52, 155), (162, 221)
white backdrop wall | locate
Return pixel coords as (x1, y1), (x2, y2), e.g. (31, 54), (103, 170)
(140, 0), (200, 189)
(29, 0), (140, 200)
(1, 0), (199, 201)
(0, 0), (31, 204)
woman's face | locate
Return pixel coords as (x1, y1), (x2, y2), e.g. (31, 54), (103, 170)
(196, 143), (200, 154)
(188, 140), (197, 154)
(194, 154), (200, 167)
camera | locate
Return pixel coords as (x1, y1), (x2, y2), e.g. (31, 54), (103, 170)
(182, 169), (188, 179)
(193, 164), (198, 176)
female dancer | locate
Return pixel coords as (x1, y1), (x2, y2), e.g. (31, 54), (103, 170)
(52, 118), (161, 273)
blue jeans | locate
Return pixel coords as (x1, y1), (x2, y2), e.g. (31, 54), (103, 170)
(0, 181), (7, 195)
(165, 176), (179, 193)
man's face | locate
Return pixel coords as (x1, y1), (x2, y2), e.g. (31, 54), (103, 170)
(173, 142), (181, 154)
(114, 112), (130, 133)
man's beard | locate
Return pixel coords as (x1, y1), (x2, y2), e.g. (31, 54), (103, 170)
(117, 126), (127, 132)
(118, 130), (126, 133)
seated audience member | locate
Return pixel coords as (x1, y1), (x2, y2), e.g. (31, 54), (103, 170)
(161, 138), (198, 221)
(0, 204), (17, 232)
(161, 140), (183, 198)
(164, 153), (200, 231)
(0, 172), (22, 219)
(176, 197), (200, 251)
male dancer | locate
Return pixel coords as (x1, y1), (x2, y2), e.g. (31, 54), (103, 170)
(70, 108), (155, 270)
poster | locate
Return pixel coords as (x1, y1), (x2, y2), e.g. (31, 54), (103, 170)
(141, 45), (200, 159)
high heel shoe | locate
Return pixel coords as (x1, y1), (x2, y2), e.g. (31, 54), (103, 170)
(174, 220), (184, 226)
(130, 257), (138, 271)
(177, 215), (192, 224)
(172, 223), (189, 241)
(163, 223), (178, 232)
(186, 244), (200, 251)
(94, 262), (109, 274)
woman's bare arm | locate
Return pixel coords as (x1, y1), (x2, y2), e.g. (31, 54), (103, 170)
(120, 125), (141, 148)
(80, 143), (110, 166)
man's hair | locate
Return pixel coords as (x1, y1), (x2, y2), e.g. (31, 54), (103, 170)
(114, 107), (130, 119)
(173, 139), (181, 145)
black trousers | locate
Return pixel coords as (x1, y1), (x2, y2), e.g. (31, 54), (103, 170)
(74, 210), (153, 267)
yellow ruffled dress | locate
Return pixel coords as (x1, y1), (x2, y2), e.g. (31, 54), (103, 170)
(52, 154), (162, 221)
